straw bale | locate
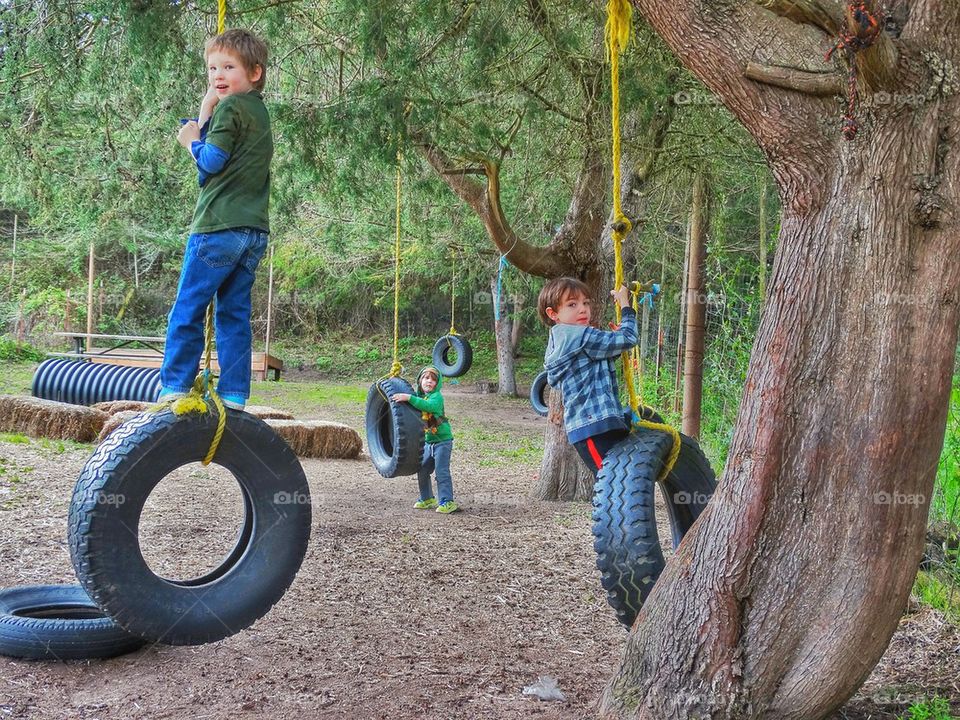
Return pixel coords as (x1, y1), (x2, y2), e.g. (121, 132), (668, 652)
(0, 395), (108, 443)
(92, 400), (152, 415)
(245, 405), (295, 420)
(96, 411), (144, 443)
(264, 419), (362, 459)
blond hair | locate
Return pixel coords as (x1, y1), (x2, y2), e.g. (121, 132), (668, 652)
(205, 29), (268, 91)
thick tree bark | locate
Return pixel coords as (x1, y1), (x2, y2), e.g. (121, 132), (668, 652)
(600, 1), (960, 718)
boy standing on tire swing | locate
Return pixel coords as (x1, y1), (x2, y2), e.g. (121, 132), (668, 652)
(391, 367), (460, 514)
(158, 29), (273, 412)
(538, 277), (637, 477)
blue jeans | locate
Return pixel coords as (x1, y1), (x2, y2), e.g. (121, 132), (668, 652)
(418, 440), (454, 505)
(160, 227), (268, 400)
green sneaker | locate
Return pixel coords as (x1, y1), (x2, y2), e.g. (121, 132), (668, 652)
(435, 501), (460, 514)
(413, 498), (439, 510)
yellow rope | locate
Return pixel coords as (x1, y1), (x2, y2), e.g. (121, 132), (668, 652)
(448, 249), (459, 336)
(606, 0), (680, 480)
(217, 0), (226, 33)
(389, 149), (403, 378)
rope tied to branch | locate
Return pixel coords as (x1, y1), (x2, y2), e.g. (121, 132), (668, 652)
(825, 1), (885, 141)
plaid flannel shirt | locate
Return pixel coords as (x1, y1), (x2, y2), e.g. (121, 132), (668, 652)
(544, 307), (637, 443)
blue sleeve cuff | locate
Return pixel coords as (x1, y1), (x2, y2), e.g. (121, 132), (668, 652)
(190, 140), (230, 187)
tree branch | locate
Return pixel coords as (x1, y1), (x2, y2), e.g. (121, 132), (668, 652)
(745, 61), (843, 95)
(751, 0), (842, 34)
(519, 81), (585, 123)
(412, 134), (562, 278)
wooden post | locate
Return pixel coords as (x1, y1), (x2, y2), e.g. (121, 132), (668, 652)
(654, 244), (666, 399)
(682, 173), (708, 439)
(674, 224), (690, 413)
(759, 178), (768, 304)
(65, 290), (74, 333)
(10, 214), (17, 286)
(640, 294), (651, 375)
(86, 241), (95, 352)
(264, 245), (275, 362)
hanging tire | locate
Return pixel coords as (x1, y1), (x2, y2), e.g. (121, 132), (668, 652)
(68, 409), (312, 646)
(659, 434), (717, 548)
(431, 335), (473, 378)
(365, 377), (425, 478)
(592, 428), (674, 628)
(0, 584), (146, 661)
(530, 370), (550, 417)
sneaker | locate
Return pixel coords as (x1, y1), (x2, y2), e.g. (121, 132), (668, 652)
(157, 390), (187, 403)
(414, 498), (439, 510)
(219, 394), (246, 411)
(435, 501), (460, 514)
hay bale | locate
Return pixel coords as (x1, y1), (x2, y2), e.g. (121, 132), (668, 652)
(264, 419), (362, 459)
(0, 395), (107, 443)
(92, 400), (152, 415)
(96, 410), (144, 443)
(246, 405), (295, 420)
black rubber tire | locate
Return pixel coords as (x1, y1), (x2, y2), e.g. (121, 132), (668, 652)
(530, 370), (550, 417)
(0, 584), (146, 661)
(431, 335), (473, 378)
(68, 409), (312, 646)
(592, 428), (674, 628)
(365, 377), (425, 478)
(659, 434), (717, 549)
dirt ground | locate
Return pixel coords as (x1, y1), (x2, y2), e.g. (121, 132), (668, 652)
(0, 383), (958, 719)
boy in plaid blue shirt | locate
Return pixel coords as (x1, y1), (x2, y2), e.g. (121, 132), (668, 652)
(538, 277), (636, 476)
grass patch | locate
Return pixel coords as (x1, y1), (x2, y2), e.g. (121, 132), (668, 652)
(0, 432), (30, 445)
(455, 420), (543, 469)
(267, 330), (548, 386)
(914, 571), (960, 623)
(0, 361), (39, 396)
(898, 696), (957, 720)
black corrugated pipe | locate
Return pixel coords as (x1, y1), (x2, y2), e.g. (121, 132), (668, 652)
(32, 359), (161, 406)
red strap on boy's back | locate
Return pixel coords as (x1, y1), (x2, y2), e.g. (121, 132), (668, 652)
(586, 438), (604, 470)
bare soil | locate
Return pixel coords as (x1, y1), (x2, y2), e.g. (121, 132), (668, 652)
(0, 384), (957, 719)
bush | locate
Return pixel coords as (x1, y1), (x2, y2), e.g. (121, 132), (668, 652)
(0, 336), (45, 362)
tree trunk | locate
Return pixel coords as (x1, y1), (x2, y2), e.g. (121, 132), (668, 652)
(600, 2), (960, 717)
(532, 388), (594, 501)
(492, 277), (518, 397)
(511, 292), (524, 357)
(681, 173), (708, 439)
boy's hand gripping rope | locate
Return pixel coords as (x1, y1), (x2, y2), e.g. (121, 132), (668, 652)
(606, 0), (680, 479)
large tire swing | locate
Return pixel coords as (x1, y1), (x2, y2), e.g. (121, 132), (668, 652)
(68, 409), (312, 645)
(592, 429), (717, 628)
(431, 334), (473, 378)
(530, 370), (550, 417)
(0, 585), (146, 660)
(365, 377), (425, 478)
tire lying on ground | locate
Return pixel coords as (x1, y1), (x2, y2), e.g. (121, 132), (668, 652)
(431, 335), (473, 378)
(592, 429), (717, 627)
(529, 370), (550, 418)
(69, 409), (312, 646)
(0, 584), (145, 660)
(365, 377), (425, 478)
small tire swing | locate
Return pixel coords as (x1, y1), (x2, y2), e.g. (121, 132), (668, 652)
(588, 0), (716, 628)
(363, 146), (425, 478)
(432, 334), (473, 378)
(431, 249), (473, 378)
(69, 409), (312, 645)
(530, 370), (550, 417)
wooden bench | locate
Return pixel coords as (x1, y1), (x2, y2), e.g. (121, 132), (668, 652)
(52, 333), (283, 381)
